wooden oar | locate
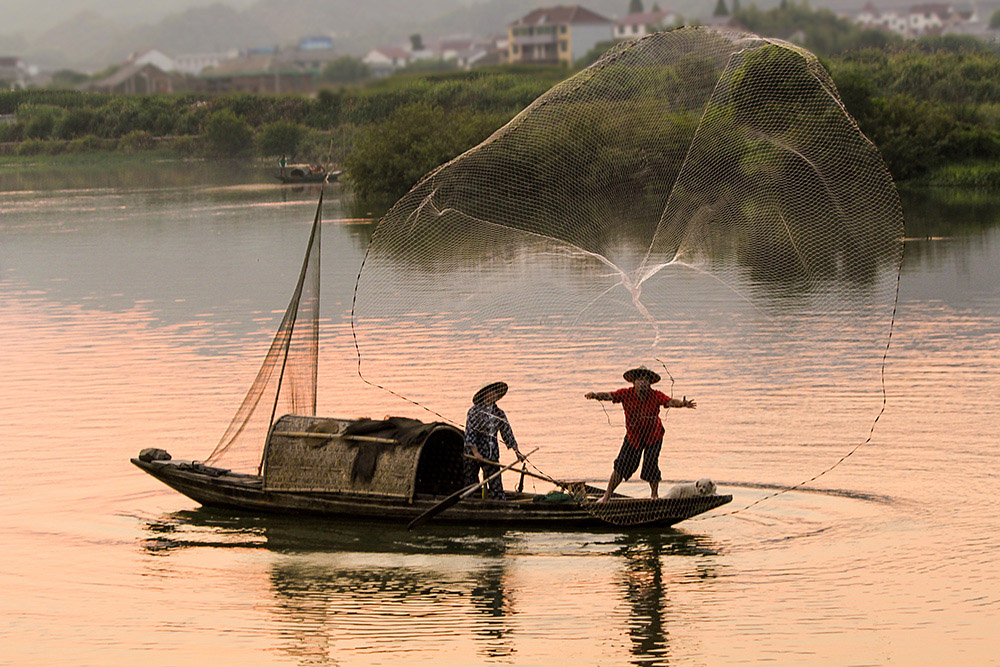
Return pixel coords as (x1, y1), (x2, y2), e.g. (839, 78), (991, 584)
(460, 453), (613, 499)
(461, 452), (574, 488)
(408, 447), (538, 530)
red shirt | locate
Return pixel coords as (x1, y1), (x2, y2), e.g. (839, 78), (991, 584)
(611, 387), (672, 446)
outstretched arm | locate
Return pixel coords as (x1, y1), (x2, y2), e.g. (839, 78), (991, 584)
(667, 396), (696, 408)
(585, 392), (614, 401)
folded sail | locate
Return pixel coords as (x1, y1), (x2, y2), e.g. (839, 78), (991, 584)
(205, 190), (323, 473)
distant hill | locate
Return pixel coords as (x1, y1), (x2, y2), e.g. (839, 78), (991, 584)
(32, 11), (124, 68)
(246, 0), (480, 38)
(0, 0), (259, 36)
(25, 4), (276, 69)
(112, 4), (278, 60)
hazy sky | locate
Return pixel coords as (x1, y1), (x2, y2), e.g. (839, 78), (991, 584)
(0, 0), (261, 35)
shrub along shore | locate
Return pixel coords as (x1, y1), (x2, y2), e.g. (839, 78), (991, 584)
(3, 35), (1000, 209)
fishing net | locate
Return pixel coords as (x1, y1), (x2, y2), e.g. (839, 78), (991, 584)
(352, 27), (903, 525)
(204, 192), (323, 473)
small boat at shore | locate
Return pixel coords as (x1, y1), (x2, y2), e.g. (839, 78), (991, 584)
(132, 189), (731, 529)
(133, 414), (732, 528)
(275, 166), (342, 184)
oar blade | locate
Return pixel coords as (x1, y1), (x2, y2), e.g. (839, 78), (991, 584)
(409, 447), (540, 530)
(407, 482), (478, 530)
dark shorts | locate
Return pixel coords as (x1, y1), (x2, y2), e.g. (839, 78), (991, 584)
(613, 438), (662, 483)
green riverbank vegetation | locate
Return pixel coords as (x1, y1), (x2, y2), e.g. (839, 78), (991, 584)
(3, 4), (1000, 209)
(0, 65), (565, 160)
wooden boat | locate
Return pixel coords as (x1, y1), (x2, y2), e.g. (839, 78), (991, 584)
(275, 166), (342, 184)
(130, 456), (731, 528)
(133, 414), (731, 528)
(132, 190), (732, 529)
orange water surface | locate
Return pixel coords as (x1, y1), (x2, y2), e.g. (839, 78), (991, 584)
(1, 171), (998, 666)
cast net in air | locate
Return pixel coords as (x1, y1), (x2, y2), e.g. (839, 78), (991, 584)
(203, 192), (324, 473)
(354, 28), (904, 526)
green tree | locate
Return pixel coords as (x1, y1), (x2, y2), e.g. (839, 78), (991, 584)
(736, 2), (902, 57)
(120, 129), (155, 153)
(410, 33), (424, 51)
(18, 104), (62, 139)
(575, 39), (621, 68)
(714, 0), (729, 16)
(50, 69), (89, 88)
(203, 109), (253, 157)
(915, 33), (993, 54)
(629, 0), (644, 13)
(53, 107), (96, 139)
(312, 87), (343, 127)
(321, 55), (371, 84)
(344, 101), (508, 205)
(732, 0), (741, 13)
(89, 63), (121, 81)
(991, 8), (1000, 29)
(880, 97), (950, 178)
(830, 68), (877, 127)
(0, 122), (23, 142)
(257, 120), (307, 157)
(396, 58), (459, 75)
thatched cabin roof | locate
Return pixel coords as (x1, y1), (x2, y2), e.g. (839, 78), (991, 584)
(262, 415), (465, 500)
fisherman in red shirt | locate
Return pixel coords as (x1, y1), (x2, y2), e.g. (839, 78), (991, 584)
(585, 366), (696, 502)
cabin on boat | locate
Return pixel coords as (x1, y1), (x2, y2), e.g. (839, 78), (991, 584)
(262, 415), (467, 500)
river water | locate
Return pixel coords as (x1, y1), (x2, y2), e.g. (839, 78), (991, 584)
(0, 163), (997, 666)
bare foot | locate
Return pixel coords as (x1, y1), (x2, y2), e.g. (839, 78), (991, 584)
(596, 495), (610, 504)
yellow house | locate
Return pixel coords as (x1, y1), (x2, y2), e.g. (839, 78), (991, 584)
(508, 5), (613, 66)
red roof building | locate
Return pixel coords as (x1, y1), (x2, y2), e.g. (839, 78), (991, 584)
(508, 5), (613, 65)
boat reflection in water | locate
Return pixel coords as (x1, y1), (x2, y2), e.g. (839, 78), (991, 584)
(615, 531), (718, 665)
(140, 509), (718, 665)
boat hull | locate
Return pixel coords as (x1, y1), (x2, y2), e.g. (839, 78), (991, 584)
(132, 458), (732, 528)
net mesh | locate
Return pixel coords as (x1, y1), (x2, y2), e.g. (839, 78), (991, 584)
(204, 192), (323, 473)
(352, 28), (904, 525)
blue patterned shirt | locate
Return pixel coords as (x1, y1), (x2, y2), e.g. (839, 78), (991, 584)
(464, 403), (518, 459)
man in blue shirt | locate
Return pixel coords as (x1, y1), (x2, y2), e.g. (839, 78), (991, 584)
(464, 381), (525, 500)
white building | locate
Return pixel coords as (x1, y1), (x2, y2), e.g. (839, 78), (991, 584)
(435, 36), (507, 69)
(0, 56), (28, 89)
(363, 34), (511, 76)
(613, 9), (678, 39)
(855, 2), (975, 36)
(881, 9), (911, 33)
(128, 49), (177, 72)
(173, 50), (240, 75)
(856, 1), (881, 24)
(363, 47), (416, 76)
(909, 3), (952, 31)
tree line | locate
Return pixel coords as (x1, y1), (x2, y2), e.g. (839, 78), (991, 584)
(0, 67), (563, 160)
(340, 38), (1000, 205)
